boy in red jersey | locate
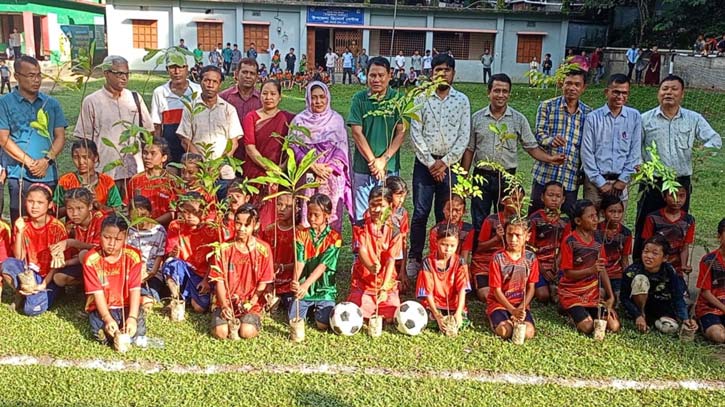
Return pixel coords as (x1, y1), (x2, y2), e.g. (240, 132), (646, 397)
(209, 204), (274, 339)
(427, 195), (474, 262)
(259, 193), (296, 310)
(471, 187), (524, 301)
(487, 219), (539, 340)
(348, 186), (403, 322)
(83, 213), (146, 345)
(161, 192), (218, 313)
(641, 186), (695, 276)
(416, 223), (470, 333)
(125, 137), (177, 227)
(696, 218), (725, 343)
(528, 181), (569, 303)
(596, 195), (632, 300)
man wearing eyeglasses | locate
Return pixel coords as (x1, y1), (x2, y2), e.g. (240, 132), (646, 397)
(74, 55), (154, 197)
(580, 73), (642, 210)
(0, 55), (67, 223)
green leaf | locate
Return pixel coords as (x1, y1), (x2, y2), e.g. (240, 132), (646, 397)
(120, 144), (138, 155)
(142, 48), (161, 62)
(102, 159), (123, 173)
(101, 137), (117, 149)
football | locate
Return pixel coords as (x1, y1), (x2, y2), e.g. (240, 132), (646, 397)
(329, 302), (364, 336)
(395, 301), (428, 336)
(654, 316), (679, 334)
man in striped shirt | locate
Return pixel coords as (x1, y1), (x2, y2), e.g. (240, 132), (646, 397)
(530, 69), (592, 218)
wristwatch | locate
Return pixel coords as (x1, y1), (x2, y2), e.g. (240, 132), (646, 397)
(44, 155), (55, 165)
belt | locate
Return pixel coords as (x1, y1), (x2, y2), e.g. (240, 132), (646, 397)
(602, 173), (620, 181)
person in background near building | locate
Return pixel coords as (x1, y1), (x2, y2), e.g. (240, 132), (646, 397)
(717, 34), (725, 55)
(590, 47), (603, 85)
(247, 43), (258, 60)
(407, 53), (470, 277)
(357, 48), (369, 74)
(193, 44), (203, 65)
(446, 48), (454, 58)
(285, 48), (296, 74)
(542, 53), (553, 76)
(634, 48), (647, 85)
(528, 56), (539, 87)
(626, 44), (638, 81)
(411, 50), (422, 76)
(633, 74), (721, 259)
(231, 44), (242, 73)
(178, 39), (188, 50)
(220, 57), (261, 162)
(0, 56), (67, 223)
(325, 48), (338, 85)
(268, 43), (277, 57)
(208, 46), (222, 68)
(395, 50), (406, 71)
(150, 55), (201, 165)
(462, 73), (564, 233)
(342, 47), (354, 85)
(644, 46), (661, 86)
(432, 48), (439, 57)
(74, 55), (154, 198)
(693, 35), (706, 55)
(530, 69), (591, 218)
(581, 74), (642, 210)
(9, 28), (22, 59)
(222, 43), (233, 75)
(422, 50), (432, 77)
(0, 60), (11, 94)
(481, 49), (493, 84)
(299, 54), (307, 74)
(270, 50), (281, 75)
(347, 57), (405, 221)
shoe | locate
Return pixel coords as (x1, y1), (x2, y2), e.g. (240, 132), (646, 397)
(406, 259), (420, 279)
(134, 335), (148, 348)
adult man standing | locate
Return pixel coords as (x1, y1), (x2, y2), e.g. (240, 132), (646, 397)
(342, 47), (354, 84)
(422, 50), (432, 77)
(0, 56), (66, 223)
(285, 48), (297, 73)
(178, 39), (188, 50)
(411, 50), (422, 76)
(626, 45), (638, 80)
(462, 73), (564, 230)
(347, 57), (405, 220)
(222, 43), (233, 75)
(581, 74), (642, 209)
(193, 44), (204, 64)
(246, 43), (258, 60)
(529, 69), (591, 217)
(481, 49), (493, 84)
(219, 58), (261, 161)
(177, 66), (242, 191)
(9, 28), (22, 59)
(230, 44), (242, 72)
(357, 48), (369, 73)
(633, 74), (721, 258)
(325, 48), (338, 85)
(395, 50), (406, 71)
(150, 55), (201, 164)
(74, 55), (154, 196)
(208, 46), (222, 68)
(408, 53), (470, 275)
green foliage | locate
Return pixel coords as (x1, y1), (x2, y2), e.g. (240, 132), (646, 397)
(475, 160), (530, 222)
(140, 46), (195, 96)
(630, 141), (681, 198)
(363, 76), (446, 132)
(29, 108), (50, 138)
(526, 59), (581, 94)
(488, 122), (517, 150)
(451, 163), (484, 200)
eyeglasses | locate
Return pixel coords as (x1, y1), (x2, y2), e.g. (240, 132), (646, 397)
(16, 72), (42, 80)
(106, 70), (130, 78)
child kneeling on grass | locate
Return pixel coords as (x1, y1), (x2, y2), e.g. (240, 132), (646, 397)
(127, 196), (168, 309)
(620, 235), (696, 334)
(125, 137), (177, 227)
(83, 213), (146, 346)
(559, 199), (620, 336)
(209, 204), (273, 340)
(695, 218), (725, 344)
(348, 186), (403, 323)
(487, 219), (539, 341)
(161, 192), (217, 313)
(259, 193), (296, 311)
(289, 194), (342, 330)
(416, 223), (471, 334)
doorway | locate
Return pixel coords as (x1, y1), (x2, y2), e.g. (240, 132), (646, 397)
(314, 28), (330, 70)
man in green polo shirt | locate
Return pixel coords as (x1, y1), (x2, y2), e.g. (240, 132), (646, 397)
(347, 56), (405, 221)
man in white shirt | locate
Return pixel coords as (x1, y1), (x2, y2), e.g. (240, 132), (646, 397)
(395, 50), (406, 71)
(422, 49), (432, 77)
(325, 48), (338, 85)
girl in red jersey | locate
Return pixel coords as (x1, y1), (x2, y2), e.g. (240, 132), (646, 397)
(51, 188), (106, 288)
(385, 177), (411, 293)
(1, 184), (68, 316)
(416, 223), (471, 334)
(259, 193), (296, 310)
(487, 219), (539, 341)
(559, 199), (620, 336)
(178, 152), (217, 217)
(83, 213), (146, 346)
(0, 218), (11, 292)
(222, 182), (252, 240)
(596, 195), (632, 300)
(695, 218), (725, 344)
(209, 204), (274, 340)
(125, 136), (176, 227)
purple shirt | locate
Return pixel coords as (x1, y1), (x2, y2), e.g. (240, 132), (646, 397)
(219, 86), (262, 159)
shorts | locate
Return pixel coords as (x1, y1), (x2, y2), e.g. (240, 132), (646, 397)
(55, 264), (83, 280)
(699, 313), (725, 332)
(567, 306), (609, 324)
(642, 300), (676, 325)
(489, 309), (534, 328)
(535, 272), (557, 289)
(288, 300), (335, 325)
(609, 278), (622, 296)
(346, 288), (400, 320)
(1, 258), (62, 316)
(210, 307), (262, 330)
(474, 274), (489, 290)
(89, 308), (146, 342)
(161, 258), (211, 311)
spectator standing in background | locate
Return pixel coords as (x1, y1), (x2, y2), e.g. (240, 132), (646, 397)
(635, 49), (647, 85)
(193, 44), (203, 64)
(542, 53), (553, 76)
(285, 48), (297, 73)
(528, 56), (539, 87)
(231, 44), (242, 72)
(411, 50), (422, 76)
(644, 46), (661, 86)
(357, 48), (369, 73)
(9, 28), (22, 59)
(325, 48), (338, 85)
(395, 50), (406, 71)
(178, 39), (188, 50)
(481, 49), (493, 84)
(626, 45), (638, 80)
(222, 43), (233, 75)
(422, 50), (433, 77)
(247, 43), (258, 60)
(342, 47), (354, 84)
(590, 47), (603, 85)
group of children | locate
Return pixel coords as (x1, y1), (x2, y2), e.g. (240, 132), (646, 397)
(1, 136), (724, 348)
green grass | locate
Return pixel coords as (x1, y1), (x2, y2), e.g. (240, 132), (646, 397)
(1, 75), (723, 405)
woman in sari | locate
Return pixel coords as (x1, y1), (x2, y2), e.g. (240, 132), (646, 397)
(242, 80), (295, 225)
(291, 81), (352, 233)
(644, 46), (661, 86)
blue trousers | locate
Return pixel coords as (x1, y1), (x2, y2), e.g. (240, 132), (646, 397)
(2, 258), (61, 316)
(352, 170), (399, 222)
(161, 258), (211, 311)
(89, 308), (147, 342)
(408, 159), (453, 261)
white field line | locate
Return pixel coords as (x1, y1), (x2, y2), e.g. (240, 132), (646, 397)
(0, 354), (724, 391)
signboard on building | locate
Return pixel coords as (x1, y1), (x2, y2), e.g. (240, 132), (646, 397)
(307, 7), (364, 26)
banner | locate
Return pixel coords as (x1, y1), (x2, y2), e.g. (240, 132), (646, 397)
(307, 7), (364, 26)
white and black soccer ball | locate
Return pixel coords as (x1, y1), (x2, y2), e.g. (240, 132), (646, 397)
(655, 316), (679, 334)
(330, 302), (364, 336)
(395, 301), (428, 336)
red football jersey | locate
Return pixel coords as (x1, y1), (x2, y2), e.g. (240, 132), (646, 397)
(695, 250), (725, 318)
(125, 172), (177, 220)
(596, 222), (632, 280)
(390, 205), (410, 260)
(0, 220), (11, 263)
(641, 209), (695, 274)
(83, 247), (143, 312)
(165, 220), (218, 277)
(528, 209), (570, 282)
(486, 249), (540, 315)
(470, 212), (507, 276)
(66, 211), (105, 258)
(415, 253), (470, 312)
(428, 221), (474, 258)
(15, 216), (68, 277)
(558, 231), (602, 309)
(259, 223), (295, 295)
(351, 215), (402, 293)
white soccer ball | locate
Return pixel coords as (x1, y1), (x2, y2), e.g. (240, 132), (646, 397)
(329, 302), (364, 336)
(395, 301), (429, 336)
(654, 316), (679, 334)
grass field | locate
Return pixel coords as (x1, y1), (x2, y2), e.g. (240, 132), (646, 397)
(0, 75), (724, 406)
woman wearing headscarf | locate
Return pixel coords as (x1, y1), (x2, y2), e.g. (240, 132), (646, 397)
(291, 81), (352, 232)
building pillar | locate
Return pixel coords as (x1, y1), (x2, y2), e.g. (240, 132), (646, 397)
(171, 6), (181, 48)
(362, 9), (371, 51)
(236, 4), (244, 50)
(559, 19), (569, 66)
(299, 7), (307, 61)
(22, 11), (35, 57)
(425, 14), (433, 51)
(494, 16), (505, 73)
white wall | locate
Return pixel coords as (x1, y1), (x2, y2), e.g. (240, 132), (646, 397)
(106, 2), (172, 70)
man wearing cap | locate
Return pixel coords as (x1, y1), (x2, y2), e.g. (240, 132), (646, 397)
(150, 53), (201, 163)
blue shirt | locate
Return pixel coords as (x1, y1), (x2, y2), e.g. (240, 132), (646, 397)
(581, 104), (642, 188)
(626, 48), (638, 64)
(342, 52), (354, 69)
(0, 88), (67, 182)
